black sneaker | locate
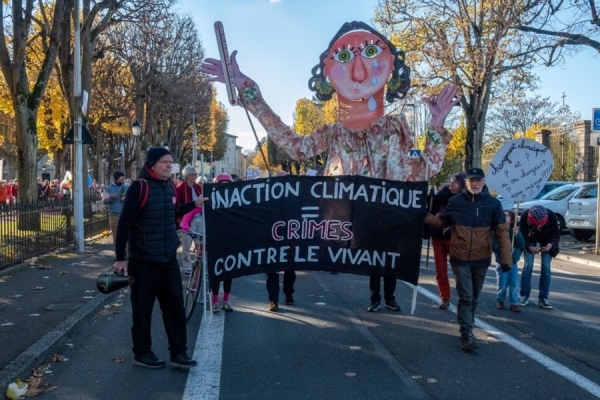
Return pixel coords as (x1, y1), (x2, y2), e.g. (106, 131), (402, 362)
(133, 352), (166, 369)
(285, 294), (295, 305)
(367, 301), (380, 312)
(461, 334), (478, 352)
(385, 301), (401, 312)
(170, 352), (198, 369)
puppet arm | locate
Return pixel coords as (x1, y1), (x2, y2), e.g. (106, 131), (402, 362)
(417, 84), (459, 179)
(201, 51), (331, 161)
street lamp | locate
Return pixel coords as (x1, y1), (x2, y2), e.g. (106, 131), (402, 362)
(131, 120), (141, 137)
(131, 120), (142, 176)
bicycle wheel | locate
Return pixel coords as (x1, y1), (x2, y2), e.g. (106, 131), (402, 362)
(184, 259), (202, 321)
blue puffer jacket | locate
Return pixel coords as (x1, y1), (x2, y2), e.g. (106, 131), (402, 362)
(493, 226), (524, 264)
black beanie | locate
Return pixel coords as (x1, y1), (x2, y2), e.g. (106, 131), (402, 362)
(145, 147), (172, 167)
(113, 170), (125, 181)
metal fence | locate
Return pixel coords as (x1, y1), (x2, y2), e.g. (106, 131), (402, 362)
(0, 195), (109, 270)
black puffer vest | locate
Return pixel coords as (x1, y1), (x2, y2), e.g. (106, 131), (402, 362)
(128, 171), (180, 262)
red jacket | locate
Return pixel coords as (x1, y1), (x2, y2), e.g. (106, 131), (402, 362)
(175, 182), (202, 204)
(0, 185), (7, 202)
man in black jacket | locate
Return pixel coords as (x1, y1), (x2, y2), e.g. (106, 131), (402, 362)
(426, 167), (512, 352)
(518, 205), (560, 309)
(114, 148), (204, 369)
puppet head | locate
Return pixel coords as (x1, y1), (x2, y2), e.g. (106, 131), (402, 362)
(308, 21), (410, 106)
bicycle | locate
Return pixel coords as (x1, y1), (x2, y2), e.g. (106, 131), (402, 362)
(183, 229), (206, 321)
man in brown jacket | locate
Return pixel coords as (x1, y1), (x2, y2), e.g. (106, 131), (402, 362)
(426, 168), (512, 352)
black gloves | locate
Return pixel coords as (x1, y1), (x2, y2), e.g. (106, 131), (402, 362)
(500, 263), (511, 272)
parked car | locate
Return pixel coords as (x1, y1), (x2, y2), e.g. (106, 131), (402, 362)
(498, 181), (571, 211)
(565, 184), (598, 241)
(512, 182), (595, 232)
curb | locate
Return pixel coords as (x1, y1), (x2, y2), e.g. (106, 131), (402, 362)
(0, 282), (119, 399)
(0, 234), (116, 398)
(555, 253), (600, 269)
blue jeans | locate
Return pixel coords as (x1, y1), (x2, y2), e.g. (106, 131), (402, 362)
(451, 264), (488, 335)
(520, 252), (552, 301)
(495, 263), (519, 305)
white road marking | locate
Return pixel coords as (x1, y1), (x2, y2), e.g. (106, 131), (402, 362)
(183, 269), (600, 399)
(183, 314), (224, 400)
(415, 284), (600, 398)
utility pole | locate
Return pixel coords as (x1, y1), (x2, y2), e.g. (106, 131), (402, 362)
(73, 0), (84, 252)
(192, 114), (197, 167)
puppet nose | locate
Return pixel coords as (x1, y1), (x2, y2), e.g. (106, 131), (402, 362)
(351, 56), (367, 83)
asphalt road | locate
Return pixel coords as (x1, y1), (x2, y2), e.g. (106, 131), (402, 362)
(30, 250), (600, 400)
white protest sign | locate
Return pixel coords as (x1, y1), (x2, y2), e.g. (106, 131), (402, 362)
(486, 139), (554, 203)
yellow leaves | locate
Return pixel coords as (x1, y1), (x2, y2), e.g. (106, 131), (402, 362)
(294, 98), (326, 135)
(447, 123), (467, 155)
(522, 124), (541, 139)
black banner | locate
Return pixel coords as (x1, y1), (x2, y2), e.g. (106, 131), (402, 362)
(203, 175), (427, 285)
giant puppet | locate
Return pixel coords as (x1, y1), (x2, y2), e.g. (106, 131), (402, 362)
(200, 21), (458, 311)
(201, 21), (458, 181)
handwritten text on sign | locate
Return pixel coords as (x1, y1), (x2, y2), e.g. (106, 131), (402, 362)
(486, 139), (554, 202)
(203, 175), (427, 286)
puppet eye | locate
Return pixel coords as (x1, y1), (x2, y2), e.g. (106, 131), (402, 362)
(361, 44), (383, 59)
(333, 48), (355, 63)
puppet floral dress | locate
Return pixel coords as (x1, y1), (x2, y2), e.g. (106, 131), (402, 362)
(240, 79), (451, 181)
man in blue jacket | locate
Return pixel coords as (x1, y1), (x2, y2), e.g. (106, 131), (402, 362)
(103, 170), (127, 247)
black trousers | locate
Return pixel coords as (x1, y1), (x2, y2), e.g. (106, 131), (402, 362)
(128, 257), (187, 358)
(211, 279), (232, 296)
(266, 271), (296, 302)
(369, 276), (397, 303)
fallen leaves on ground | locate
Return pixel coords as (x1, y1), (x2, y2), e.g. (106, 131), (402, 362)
(113, 357), (124, 363)
(24, 363), (57, 397)
(59, 270), (68, 275)
(97, 309), (120, 316)
(0, 275), (11, 283)
(36, 265), (53, 270)
(51, 354), (67, 362)
(32, 287), (44, 290)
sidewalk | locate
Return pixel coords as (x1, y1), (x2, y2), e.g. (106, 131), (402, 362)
(0, 235), (120, 398)
(1, 235), (599, 398)
(556, 235), (600, 269)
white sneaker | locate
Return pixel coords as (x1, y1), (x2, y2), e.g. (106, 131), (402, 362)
(517, 296), (529, 306)
(222, 301), (233, 312)
(212, 302), (220, 313)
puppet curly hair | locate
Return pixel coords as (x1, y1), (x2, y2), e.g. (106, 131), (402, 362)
(308, 21), (411, 104)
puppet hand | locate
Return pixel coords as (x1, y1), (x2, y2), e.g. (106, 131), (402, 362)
(500, 263), (511, 273)
(200, 50), (247, 89)
(422, 84), (459, 127)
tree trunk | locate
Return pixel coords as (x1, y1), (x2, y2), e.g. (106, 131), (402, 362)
(15, 102), (41, 230)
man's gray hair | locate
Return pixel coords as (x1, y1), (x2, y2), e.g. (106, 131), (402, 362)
(182, 166), (197, 178)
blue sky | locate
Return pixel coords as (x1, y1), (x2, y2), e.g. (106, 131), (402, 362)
(179, 0), (598, 151)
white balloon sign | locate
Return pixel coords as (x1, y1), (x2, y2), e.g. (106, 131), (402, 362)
(486, 139), (554, 203)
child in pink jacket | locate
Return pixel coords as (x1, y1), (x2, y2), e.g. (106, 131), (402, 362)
(180, 207), (202, 233)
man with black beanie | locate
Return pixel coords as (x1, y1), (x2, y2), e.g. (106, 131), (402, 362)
(103, 170), (127, 247)
(113, 147), (205, 369)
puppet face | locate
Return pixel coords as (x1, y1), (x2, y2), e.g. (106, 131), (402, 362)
(323, 30), (395, 102)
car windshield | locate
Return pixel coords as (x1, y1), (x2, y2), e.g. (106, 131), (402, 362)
(541, 186), (578, 201)
(574, 186), (598, 199)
